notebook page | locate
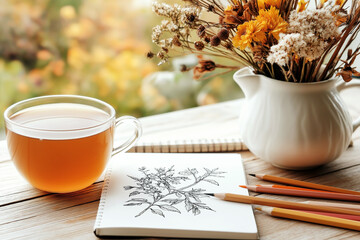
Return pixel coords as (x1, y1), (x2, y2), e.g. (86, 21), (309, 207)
(94, 153), (258, 239)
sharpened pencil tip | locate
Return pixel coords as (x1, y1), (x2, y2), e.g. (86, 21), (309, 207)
(205, 193), (215, 196)
(248, 173), (256, 177)
(239, 185), (247, 189)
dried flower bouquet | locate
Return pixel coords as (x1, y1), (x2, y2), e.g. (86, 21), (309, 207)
(150, 0), (360, 82)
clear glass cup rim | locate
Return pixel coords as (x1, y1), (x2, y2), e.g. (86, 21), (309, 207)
(4, 95), (116, 132)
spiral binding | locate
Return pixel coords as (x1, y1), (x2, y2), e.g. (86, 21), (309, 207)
(94, 167), (113, 230)
(127, 138), (247, 153)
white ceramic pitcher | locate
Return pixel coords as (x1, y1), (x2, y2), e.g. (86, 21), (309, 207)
(234, 67), (360, 169)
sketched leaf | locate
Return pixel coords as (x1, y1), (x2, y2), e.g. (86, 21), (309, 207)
(126, 198), (148, 203)
(192, 207), (201, 216)
(124, 202), (143, 206)
(160, 199), (185, 205)
(197, 204), (214, 211)
(203, 179), (219, 186)
(127, 175), (141, 181)
(129, 191), (140, 197)
(159, 205), (181, 213)
(154, 193), (162, 201)
(175, 192), (182, 198)
(190, 194), (201, 202)
(191, 188), (206, 192)
(123, 185), (134, 190)
(151, 208), (165, 217)
(185, 199), (193, 212)
(204, 168), (212, 173)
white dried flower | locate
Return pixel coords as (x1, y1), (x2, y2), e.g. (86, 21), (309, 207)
(267, 33), (306, 66)
(288, 7), (339, 41)
(152, 20), (179, 46)
(152, 25), (162, 45)
(268, 7), (340, 65)
(159, 38), (173, 48)
(152, 1), (200, 28)
(151, 2), (201, 64)
(179, 6), (201, 27)
(152, 2), (181, 20)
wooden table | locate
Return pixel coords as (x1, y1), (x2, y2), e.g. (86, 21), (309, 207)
(1, 87), (360, 240)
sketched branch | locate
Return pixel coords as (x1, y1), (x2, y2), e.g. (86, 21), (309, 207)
(123, 166), (226, 217)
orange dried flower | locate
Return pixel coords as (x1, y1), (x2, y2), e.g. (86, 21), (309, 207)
(223, 3), (251, 25)
(258, 0), (282, 9)
(335, 0), (345, 6)
(320, 0), (344, 6)
(256, 6), (287, 40)
(232, 21), (266, 50)
(297, 0), (309, 12)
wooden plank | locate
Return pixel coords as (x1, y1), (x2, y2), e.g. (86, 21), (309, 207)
(0, 182), (102, 225)
(1, 154), (360, 240)
(0, 201), (100, 240)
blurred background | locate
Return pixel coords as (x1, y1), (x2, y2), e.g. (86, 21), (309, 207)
(0, 0), (243, 139)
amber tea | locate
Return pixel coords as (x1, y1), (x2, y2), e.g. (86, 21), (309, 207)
(4, 96), (141, 193)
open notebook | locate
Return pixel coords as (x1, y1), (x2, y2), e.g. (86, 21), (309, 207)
(94, 153), (258, 239)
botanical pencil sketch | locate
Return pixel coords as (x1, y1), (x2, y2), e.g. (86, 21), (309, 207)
(123, 166), (226, 218)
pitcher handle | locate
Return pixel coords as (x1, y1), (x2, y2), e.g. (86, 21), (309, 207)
(336, 80), (360, 131)
(112, 116), (142, 156)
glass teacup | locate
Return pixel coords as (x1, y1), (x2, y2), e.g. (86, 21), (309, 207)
(4, 95), (142, 193)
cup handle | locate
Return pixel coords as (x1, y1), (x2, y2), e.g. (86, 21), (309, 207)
(336, 80), (360, 131)
(112, 116), (142, 156)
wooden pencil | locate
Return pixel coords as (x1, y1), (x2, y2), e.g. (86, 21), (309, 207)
(302, 201), (360, 211)
(240, 185), (360, 202)
(256, 206), (360, 231)
(299, 210), (360, 221)
(208, 193), (360, 216)
(257, 184), (332, 193)
(249, 174), (360, 196)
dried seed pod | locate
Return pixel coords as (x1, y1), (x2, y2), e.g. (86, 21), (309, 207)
(172, 36), (182, 47)
(194, 41), (205, 51)
(224, 42), (233, 50)
(197, 25), (206, 38)
(187, 13), (196, 22)
(217, 29), (229, 41)
(162, 47), (169, 53)
(208, 5), (215, 12)
(201, 60), (216, 71)
(146, 51), (154, 59)
(180, 64), (188, 72)
(210, 36), (221, 47)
